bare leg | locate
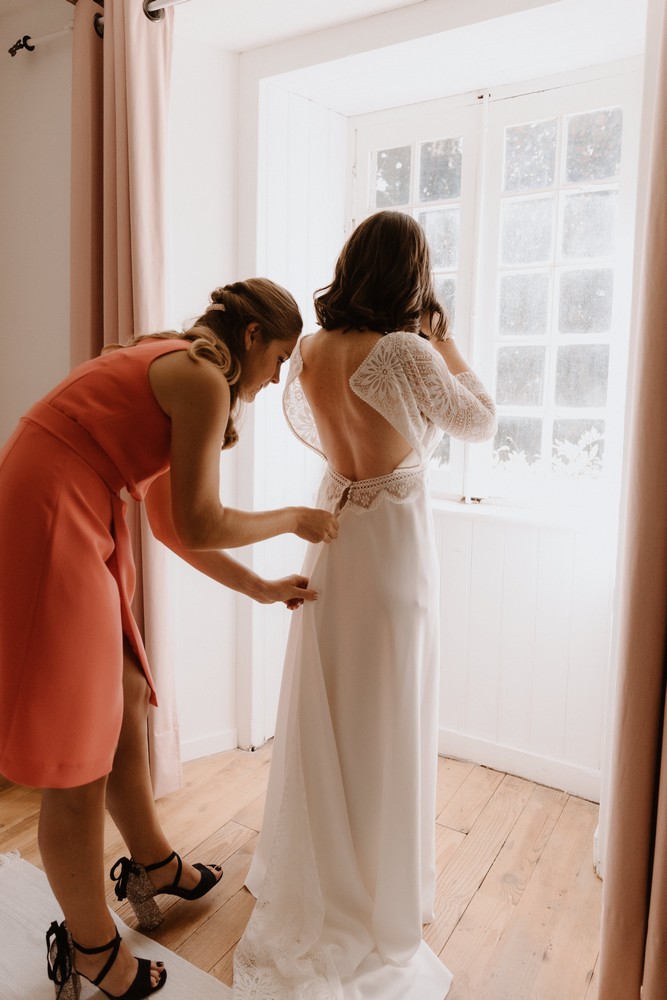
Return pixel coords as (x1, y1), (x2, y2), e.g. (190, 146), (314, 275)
(105, 640), (221, 893)
(39, 780), (164, 993)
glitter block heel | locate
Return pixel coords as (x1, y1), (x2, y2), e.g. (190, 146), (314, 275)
(111, 850), (222, 931)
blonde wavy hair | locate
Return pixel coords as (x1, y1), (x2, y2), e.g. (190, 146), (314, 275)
(106, 278), (302, 449)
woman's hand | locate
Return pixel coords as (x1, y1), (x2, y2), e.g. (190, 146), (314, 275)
(293, 507), (339, 544)
(259, 575), (318, 610)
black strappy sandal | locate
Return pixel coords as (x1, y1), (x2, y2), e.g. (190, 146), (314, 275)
(46, 920), (166, 999)
(111, 850), (223, 930)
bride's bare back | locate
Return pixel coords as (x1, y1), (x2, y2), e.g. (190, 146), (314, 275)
(299, 328), (418, 481)
(298, 325), (479, 482)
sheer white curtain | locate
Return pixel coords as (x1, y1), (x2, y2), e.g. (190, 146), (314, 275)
(70, 0), (181, 797)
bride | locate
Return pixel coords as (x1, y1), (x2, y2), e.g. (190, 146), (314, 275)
(233, 210), (497, 999)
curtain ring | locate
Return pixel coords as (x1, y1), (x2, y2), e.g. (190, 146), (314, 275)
(143, 0), (165, 22)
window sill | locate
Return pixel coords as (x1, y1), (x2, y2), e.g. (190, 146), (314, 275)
(430, 492), (620, 530)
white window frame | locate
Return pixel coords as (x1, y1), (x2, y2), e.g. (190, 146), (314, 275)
(349, 65), (642, 512)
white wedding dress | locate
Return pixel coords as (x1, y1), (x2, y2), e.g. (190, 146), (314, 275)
(233, 332), (496, 1000)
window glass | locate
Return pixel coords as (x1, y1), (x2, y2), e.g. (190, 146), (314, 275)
(432, 434), (450, 468)
(494, 417), (543, 467)
(565, 107), (623, 183)
(418, 208), (460, 268)
(552, 419), (605, 477)
(558, 269), (614, 334)
(434, 276), (456, 330)
(498, 272), (550, 336)
(496, 346), (545, 406)
(555, 345), (609, 407)
(500, 197), (555, 264)
(492, 105), (623, 488)
(503, 118), (557, 192)
(375, 146), (411, 206)
(419, 137), (462, 201)
(562, 191), (618, 259)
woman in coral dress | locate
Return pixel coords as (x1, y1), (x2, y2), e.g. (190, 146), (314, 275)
(0, 279), (338, 1000)
(233, 214), (496, 999)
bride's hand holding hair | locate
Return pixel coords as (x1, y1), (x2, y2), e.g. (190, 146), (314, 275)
(419, 309), (475, 378)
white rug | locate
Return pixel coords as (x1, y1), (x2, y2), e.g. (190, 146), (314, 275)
(0, 852), (232, 999)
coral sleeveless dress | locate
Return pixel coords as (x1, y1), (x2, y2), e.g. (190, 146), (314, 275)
(0, 338), (191, 789)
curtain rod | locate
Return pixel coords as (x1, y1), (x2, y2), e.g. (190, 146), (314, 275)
(92, 0), (191, 34)
(8, 24), (73, 57)
(146, 0), (192, 11)
(8, 0), (188, 54)
(64, 0), (192, 11)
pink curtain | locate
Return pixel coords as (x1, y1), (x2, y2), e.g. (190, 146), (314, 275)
(597, 0), (667, 995)
(70, 0), (182, 797)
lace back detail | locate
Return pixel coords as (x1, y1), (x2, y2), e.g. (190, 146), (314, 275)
(348, 332), (496, 460)
(283, 333), (495, 469)
(283, 345), (325, 459)
(319, 465), (426, 514)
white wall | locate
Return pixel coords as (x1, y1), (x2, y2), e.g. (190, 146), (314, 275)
(435, 505), (616, 801)
(236, 83), (348, 747)
(167, 33), (241, 760)
(0, 0), (72, 443)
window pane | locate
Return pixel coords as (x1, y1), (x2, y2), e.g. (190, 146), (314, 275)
(555, 345), (609, 406)
(500, 197), (554, 265)
(494, 417), (543, 466)
(499, 272), (550, 336)
(558, 269), (614, 334)
(496, 346), (545, 406)
(565, 107), (623, 183)
(432, 434), (450, 467)
(418, 208), (459, 268)
(419, 137), (462, 202)
(562, 191), (618, 259)
(504, 118), (557, 193)
(434, 275), (456, 330)
(552, 420), (605, 477)
(375, 146), (411, 207)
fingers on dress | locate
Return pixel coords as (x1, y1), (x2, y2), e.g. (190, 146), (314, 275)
(233, 333), (496, 1000)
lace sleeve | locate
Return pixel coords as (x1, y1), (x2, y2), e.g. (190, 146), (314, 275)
(282, 339), (325, 459)
(349, 332), (496, 454)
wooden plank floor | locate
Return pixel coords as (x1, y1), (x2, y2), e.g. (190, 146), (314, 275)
(0, 746), (601, 999)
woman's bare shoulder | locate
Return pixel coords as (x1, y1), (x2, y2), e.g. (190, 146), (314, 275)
(149, 349), (230, 417)
(301, 328), (387, 366)
(298, 329), (326, 362)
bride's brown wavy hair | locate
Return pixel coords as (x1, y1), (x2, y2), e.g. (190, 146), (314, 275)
(314, 210), (450, 340)
(105, 278), (302, 449)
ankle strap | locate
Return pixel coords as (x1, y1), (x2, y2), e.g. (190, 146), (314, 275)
(144, 850), (182, 888)
(143, 850), (178, 874)
(72, 928), (121, 987)
(110, 850), (181, 902)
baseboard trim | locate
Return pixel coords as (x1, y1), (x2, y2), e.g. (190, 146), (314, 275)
(180, 728), (238, 762)
(439, 728), (601, 803)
